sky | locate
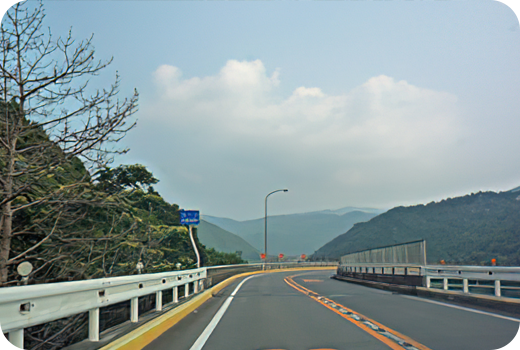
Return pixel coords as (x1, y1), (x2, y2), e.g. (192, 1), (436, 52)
(1, 0), (520, 221)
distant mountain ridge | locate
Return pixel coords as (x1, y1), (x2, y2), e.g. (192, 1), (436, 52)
(197, 220), (260, 261)
(313, 191), (520, 266)
(509, 185), (520, 193)
(202, 206), (381, 256)
(305, 207), (386, 216)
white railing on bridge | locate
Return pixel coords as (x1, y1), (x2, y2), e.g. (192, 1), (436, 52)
(424, 265), (520, 297)
(338, 263), (520, 298)
(0, 261), (336, 349)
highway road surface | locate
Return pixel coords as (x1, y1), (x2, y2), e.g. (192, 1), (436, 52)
(144, 270), (519, 350)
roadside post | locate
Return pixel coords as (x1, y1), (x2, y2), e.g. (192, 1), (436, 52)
(264, 189), (289, 271)
(261, 253), (266, 270)
(180, 210), (201, 268)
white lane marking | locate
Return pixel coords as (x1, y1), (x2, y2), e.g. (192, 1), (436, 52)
(400, 295), (520, 323)
(327, 294), (352, 298)
(189, 275), (258, 350)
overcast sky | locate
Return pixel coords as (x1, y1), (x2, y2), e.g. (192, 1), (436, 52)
(2, 0), (520, 221)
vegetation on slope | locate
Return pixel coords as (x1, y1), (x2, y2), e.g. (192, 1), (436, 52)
(197, 220), (260, 261)
(313, 191), (520, 266)
(0, 2), (242, 348)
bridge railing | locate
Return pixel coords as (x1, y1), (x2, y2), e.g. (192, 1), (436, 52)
(0, 261), (336, 349)
(337, 263), (520, 298)
(424, 265), (520, 298)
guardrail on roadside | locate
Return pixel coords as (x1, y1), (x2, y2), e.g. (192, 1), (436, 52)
(424, 265), (520, 298)
(0, 261), (337, 349)
(337, 263), (520, 298)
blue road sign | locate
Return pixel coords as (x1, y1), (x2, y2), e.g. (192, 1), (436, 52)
(180, 210), (200, 225)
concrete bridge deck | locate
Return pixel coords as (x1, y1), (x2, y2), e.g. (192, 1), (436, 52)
(99, 269), (519, 350)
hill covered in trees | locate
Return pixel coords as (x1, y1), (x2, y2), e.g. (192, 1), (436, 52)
(313, 190), (520, 266)
(197, 220), (260, 261)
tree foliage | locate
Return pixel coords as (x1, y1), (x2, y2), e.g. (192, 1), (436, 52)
(0, 0), (138, 284)
(0, 3), (243, 348)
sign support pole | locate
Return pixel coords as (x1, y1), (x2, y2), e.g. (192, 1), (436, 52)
(189, 225), (201, 268)
(180, 210), (201, 268)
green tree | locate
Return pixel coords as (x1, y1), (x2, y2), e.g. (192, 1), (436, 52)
(0, 1), (138, 284)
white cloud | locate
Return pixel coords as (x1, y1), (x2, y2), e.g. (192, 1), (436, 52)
(148, 60), (460, 157)
(133, 59), (465, 218)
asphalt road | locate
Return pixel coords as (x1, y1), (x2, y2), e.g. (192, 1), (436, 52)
(144, 270), (519, 350)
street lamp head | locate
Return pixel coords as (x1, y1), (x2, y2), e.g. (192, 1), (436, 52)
(283, 189), (288, 192)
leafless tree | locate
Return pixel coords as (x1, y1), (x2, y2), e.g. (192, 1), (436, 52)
(0, 1), (138, 285)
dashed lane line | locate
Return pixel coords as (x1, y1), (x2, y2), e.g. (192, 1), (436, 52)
(188, 275), (258, 350)
(284, 275), (432, 350)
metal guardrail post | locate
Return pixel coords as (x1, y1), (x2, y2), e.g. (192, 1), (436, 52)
(156, 291), (163, 312)
(463, 279), (469, 293)
(184, 283), (189, 298)
(89, 308), (99, 341)
(173, 286), (178, 303)
(443, 278), (448, 290)
(426, 276), (431, 288)
(8, 329), (24, 349)
(495, 280), (501, 297)
(199, 279), (204, 292)
(130, 297), (139, 323)
(194, 280), (199, 293)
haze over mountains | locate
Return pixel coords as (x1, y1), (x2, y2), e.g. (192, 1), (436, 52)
(201, 207), (384, 257)
(196, 220), (260, 261)
(199, 187), (520, 266)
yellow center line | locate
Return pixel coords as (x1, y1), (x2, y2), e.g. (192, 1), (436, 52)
(284, 275), (432, 350)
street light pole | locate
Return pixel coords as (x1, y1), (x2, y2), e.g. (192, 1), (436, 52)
(264, 189), (288, 269)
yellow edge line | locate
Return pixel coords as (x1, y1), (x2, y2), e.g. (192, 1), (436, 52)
(100, 266), (336, 350)
(285, 275), (432, 350)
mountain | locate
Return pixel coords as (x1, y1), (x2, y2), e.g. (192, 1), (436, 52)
(313, 191), (520, 266)
(509, 185), (520, 193)
(197, 220), (260, 261)
(202, 209), (379, 256)
(310, 206), (386, 216)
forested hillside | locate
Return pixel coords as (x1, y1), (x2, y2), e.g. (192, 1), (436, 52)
(313, 191), (520, 265)
(197, 220), (260, 261)
(0, 3), (244, 347)
(0, 1), (241, 288)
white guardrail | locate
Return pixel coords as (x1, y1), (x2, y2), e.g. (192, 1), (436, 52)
(425, 265), (520, 297)
(0, 268), (206, 348)
(0, 262), (337, 349)
(338, 263), (520, 297)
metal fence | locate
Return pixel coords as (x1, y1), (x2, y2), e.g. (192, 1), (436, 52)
(340, 240), (427, 265)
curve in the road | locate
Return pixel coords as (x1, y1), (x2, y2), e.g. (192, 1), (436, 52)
(284, 273), (431, 350)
